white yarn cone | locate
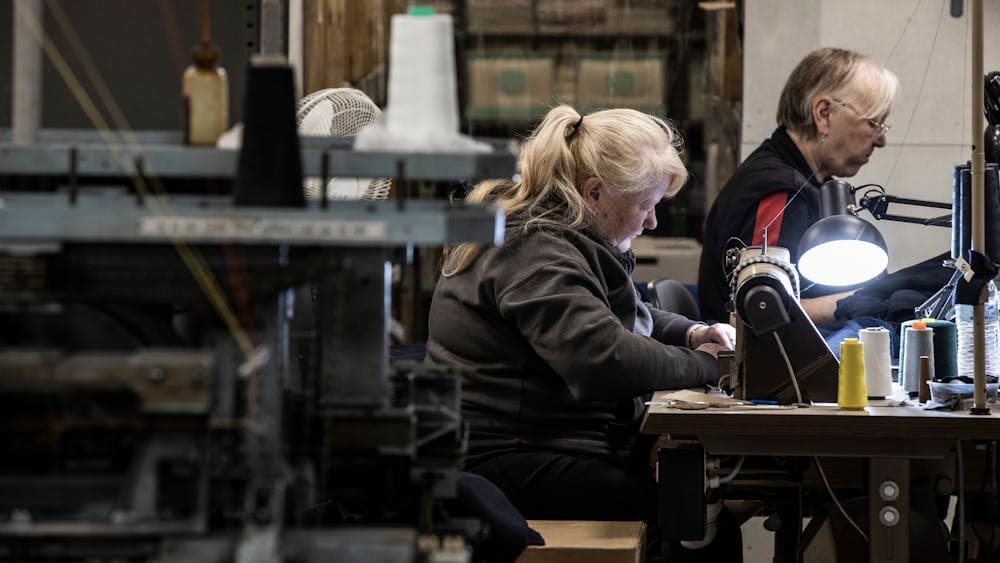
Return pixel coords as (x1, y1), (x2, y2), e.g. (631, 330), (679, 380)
(859, 327), (893, 398)
(355, 14), (489, 153)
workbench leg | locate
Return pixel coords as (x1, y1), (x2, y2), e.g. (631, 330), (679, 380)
(772, 491), (801, 563)
(868, 458), (909, 563)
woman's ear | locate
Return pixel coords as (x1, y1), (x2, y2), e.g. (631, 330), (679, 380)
(582, 177), (602, 204)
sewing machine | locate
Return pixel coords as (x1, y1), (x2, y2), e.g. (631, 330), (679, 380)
(727, 246), (840, 403)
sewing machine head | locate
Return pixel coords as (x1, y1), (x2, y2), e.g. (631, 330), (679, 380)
(727, 246), (840, 404)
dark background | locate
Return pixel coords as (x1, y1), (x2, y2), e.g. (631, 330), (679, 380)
(0, 0), (257, 131)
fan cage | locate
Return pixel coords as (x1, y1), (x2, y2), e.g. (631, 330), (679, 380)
(296, 88), (392, 200)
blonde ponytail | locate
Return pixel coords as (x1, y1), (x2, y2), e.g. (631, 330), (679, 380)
(442, 105), (688, 276)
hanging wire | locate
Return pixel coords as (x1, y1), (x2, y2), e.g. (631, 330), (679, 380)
(156, 0), (188, 78)
(884, 0), (925, 67)
(885, 0), (949, 189)
(23, 1), (258, 361)
(720, 172), (813, 297)
(814, 457), (869, 542)
(773, 332), (803, 403)
(44, 1), (256, 349)
(760, 172), (817, 235)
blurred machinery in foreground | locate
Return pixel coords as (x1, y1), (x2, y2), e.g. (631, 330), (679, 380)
(0, 124), (511, 561)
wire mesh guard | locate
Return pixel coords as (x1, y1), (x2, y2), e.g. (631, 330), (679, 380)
(296, 88), (392, 200)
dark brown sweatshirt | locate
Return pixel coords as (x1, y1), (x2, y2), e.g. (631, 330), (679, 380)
(427, 224), (717, 461)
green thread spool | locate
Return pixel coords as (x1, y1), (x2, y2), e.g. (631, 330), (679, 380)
(925, 319), (958, 381)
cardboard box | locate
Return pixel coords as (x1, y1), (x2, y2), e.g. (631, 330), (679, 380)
(536, 0), (608, 27)
(575, 55), (665, 114)
(516, 520), (646, 563)
(467, 0), (533, 34)
(467, 53), (555, 121)
(606, 0), (677, 35)
(631, 236), (702, 285)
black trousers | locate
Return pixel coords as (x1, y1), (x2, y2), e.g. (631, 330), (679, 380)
(465, 449), (659, 522)
(465, 447), (743, 562)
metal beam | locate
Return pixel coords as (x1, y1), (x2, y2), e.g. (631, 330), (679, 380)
(0, 193), (504, 248)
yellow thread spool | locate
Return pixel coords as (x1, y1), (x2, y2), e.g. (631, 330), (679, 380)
(838, 338), (868, 410)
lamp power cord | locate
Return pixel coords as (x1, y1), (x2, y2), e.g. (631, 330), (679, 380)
(774, 333), (869, 541)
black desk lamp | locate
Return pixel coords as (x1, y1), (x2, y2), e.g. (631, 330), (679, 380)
(797, 164), (1000, 318)
(797, 179), (889, 287)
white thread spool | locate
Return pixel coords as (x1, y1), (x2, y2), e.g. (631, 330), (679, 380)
(355, 13), (488, 153)
(385, 14), (457, 138)
(859, 327), (893, 398)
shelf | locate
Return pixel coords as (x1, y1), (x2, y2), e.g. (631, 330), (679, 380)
(0, 192), (504, 248)
(463, 23), (674, 38)
(0, 130), (511, 250)
(462, 1), (680, 39)
(0, 130), (517, 183)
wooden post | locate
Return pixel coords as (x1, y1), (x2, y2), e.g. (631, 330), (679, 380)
(303, 0), (408, 104)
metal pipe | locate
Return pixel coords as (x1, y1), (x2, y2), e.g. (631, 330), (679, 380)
(259, 0), (287, 57)
(971, 0), (989, 414)
(12, 0), (43, 145)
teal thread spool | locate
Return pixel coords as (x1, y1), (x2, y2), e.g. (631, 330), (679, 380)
(925, 319), (958, 381)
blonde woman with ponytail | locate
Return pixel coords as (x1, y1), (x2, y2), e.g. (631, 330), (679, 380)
(427, 105), (739, 556)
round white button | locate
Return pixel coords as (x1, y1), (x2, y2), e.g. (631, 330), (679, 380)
(879, 480), (900, 501)
(879, 506), (900, 527)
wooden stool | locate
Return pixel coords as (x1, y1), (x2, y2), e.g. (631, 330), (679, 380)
(516, 520), (646, 563)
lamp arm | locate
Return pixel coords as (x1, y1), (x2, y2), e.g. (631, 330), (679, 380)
(853, 193), (952, 227)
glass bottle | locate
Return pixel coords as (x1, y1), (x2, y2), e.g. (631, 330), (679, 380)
(183, 44), (228, 146)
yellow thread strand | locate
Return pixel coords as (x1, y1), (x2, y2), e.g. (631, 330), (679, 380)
(21, 3), (256, 359)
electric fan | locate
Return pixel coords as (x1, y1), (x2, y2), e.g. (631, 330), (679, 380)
(296, 88), (392, 200)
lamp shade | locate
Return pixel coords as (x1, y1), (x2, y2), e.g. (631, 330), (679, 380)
(798, 215), (888, 286)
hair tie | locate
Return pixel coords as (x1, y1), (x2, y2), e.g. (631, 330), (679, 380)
(574, 114), (584, 130)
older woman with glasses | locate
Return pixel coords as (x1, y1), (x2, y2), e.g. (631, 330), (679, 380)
(698, 47), (900, 325)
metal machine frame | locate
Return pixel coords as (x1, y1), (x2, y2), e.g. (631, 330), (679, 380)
(0, 132), (512, 561)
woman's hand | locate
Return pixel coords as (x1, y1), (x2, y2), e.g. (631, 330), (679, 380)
(689, 323), (736, 350)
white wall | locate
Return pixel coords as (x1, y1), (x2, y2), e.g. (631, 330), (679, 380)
(741, 0), (1000, 271)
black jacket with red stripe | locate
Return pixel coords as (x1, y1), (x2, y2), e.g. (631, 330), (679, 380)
(698, 126), (842, 323)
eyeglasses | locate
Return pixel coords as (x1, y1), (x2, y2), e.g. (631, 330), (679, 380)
(832, 98), (892, 137)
